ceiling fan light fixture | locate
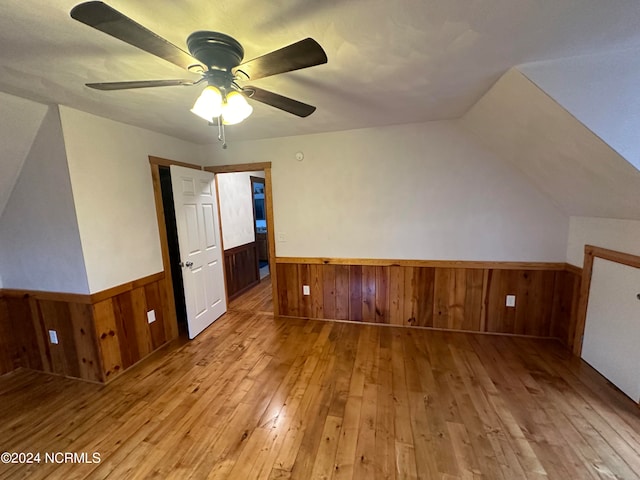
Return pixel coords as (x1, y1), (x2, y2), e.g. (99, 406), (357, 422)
(190, 85), (223, 122)
(221, 91), (253, 125)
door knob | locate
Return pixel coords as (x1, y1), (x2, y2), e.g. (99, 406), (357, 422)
(185, 261), (194, 268)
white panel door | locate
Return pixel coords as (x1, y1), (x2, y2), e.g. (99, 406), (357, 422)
(582, 257), (640, 402)
(170, 165), (226, 339)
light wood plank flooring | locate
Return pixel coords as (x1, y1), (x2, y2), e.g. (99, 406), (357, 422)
(1, 279), (639, 479)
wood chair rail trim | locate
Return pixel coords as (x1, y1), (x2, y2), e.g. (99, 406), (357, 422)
(0, 271), (164, 304)
(275, 256), (576, 271)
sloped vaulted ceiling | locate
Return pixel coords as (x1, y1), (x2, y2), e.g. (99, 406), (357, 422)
(460, 68), (640, 220)
(0, 92), (47, 216)
(519, 47), (640, 171)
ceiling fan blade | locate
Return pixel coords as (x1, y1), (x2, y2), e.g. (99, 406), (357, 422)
(86, 79), (197, 91)
(245, 86), (316, 117)
(234, 38), (327, 81)
(70, 1), (198, 71)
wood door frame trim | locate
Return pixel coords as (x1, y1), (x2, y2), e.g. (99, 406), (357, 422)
(149, 156), (203, 170)
(148, 156), (204, 336)
(213, 174), (229, 309)
(206, 162), (278, 316)
(572, 244), (640, 356)
(250, 175), (266, 281)
(205, 162), (271, 174)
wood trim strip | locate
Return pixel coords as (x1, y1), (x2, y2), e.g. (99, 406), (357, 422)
(224, 241), (258, 255)
(150, 163), (179, 338)
(572, 245), (640, 356)
(131, 272), (165, 290)
(6, 272), (168, 306)
(205, 162), (272, 174)
(214, 174), (230, 308)
(89, 272), (165, 304)
(265, 167), (278, 316)
(275, 256), (570, 271)
(0, 289), (92, 304)
(585, 244), (640, 269)
(564, 263), (583, 276)
(148, 156), (203, 170)
(572, 248), (595, 357)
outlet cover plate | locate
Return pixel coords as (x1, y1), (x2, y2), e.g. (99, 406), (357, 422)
(506, 295), (516, 307)
(48, 330), (59, 344)
(147, 310), (156, 324)
(303, 285), (310, 295)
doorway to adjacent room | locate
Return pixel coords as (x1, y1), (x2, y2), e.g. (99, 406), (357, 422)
(251, 175), (270, 279)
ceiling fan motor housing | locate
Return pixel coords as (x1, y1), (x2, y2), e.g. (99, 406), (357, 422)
(187, 31), (244, 71)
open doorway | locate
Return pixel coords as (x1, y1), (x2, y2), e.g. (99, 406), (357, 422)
(206, 162), (278, 315)
(251, 175), (270, 279)
(215, 170), (267, 300)
(151, 158), (279, 330)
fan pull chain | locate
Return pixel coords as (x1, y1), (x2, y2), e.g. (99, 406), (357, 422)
(216, 117), (228, 149)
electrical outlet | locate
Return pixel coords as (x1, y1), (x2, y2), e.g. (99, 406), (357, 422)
(48, 330), (59, 345)
(303, 285), (310, 295)
(278, 232), (286, 242)
(506, 295), (516, 307)
(147, 310), (156, 324)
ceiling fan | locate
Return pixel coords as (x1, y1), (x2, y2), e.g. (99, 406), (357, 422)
(69, 1), (328, 140)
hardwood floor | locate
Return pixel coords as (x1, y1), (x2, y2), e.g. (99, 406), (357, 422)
(1, 279), (639, 479)
(228, 276), (273, 314)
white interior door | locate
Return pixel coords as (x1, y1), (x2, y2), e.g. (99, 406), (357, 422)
(170, 165), (227, 339)
(582, 257), (640, 402)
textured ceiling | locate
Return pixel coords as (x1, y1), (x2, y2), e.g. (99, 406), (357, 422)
(1, 0), (640, 144)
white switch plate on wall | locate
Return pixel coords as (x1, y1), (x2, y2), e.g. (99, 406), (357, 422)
(303, 285), (310, 295)
(506, 295), (516, 307)
(48, 330), (58, 344)
(147, 310), (156, 324)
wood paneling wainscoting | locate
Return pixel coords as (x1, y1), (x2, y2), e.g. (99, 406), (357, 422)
(0, 272), (177, 383)
(224, 241), (260, 300)
(276, 258), (582, 347)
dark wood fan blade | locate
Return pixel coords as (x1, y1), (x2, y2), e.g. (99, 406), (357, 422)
(245, 86), (316, 117)
(234, 38), (327, 81)
(70, 1), (197, 71)
(86, 79), (196, 90)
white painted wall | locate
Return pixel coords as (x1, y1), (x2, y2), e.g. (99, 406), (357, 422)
(59, 106), (203, 293)
(520, 48), (640, 171)
(0, 91), (48, 219)
(207, 120), (569, 261)
(217, 171), (264, 250)
(217, 172), (254, 250)
(566, 216), (640, 267)
(0, 106), (89, 293)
